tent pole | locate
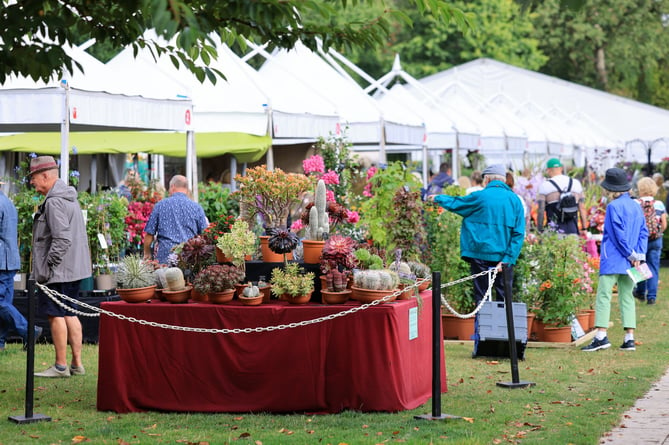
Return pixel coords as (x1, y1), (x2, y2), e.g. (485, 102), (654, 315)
(230, 157), (238, 192)
(60, 80), (70, 182)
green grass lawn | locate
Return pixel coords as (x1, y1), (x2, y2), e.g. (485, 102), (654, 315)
(2, 269), (669, 445)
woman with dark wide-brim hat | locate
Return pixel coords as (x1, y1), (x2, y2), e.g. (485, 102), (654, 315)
(582, 168), (648, 352)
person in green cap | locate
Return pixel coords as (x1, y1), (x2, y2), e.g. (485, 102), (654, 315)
(536, 158), (587, 235)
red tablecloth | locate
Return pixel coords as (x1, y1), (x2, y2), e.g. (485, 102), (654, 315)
(96, 293), (446, 413)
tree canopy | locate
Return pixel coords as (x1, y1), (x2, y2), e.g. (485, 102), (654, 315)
(0, 0), (468, 84)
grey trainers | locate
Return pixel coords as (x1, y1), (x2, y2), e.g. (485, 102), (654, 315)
(35, 365), (71, 378)
(70, 365), (86, 376)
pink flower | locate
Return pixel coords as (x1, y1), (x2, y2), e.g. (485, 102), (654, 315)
(345, 210), (360, 224)
(326, 189), (336, 202)
(290, 219), (305, 232)
(321, 170), (340, 185)
(303, 155), (325, 175)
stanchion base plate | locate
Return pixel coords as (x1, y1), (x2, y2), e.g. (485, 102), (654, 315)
(8, 413), (52, 424)
(496, 381), (536, 389)
(414, 414), (461, 420)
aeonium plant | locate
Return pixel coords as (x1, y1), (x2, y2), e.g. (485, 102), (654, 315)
(267, 228), (299, 265)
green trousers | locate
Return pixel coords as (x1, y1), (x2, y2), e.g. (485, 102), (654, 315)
(594, 274), (636, 330)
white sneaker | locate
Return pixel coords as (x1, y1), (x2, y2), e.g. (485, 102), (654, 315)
(35, 365), (71, 378)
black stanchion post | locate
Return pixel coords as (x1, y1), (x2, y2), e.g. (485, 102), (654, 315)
(9, 279), (51, 424)
(496, 266), (535, 389)
(415, 271), (459, 420)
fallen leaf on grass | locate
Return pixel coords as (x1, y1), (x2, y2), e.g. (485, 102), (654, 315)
(362, 424), (369, 429)
(635, 341), (643, 345)
(233, 416), (244, 420)
(71, 436), (89, 443)
(486, 361), (499, 365)
(239, 433), (251, 438)
(550, 401), (564, 404)
(462, 417), (474, 423)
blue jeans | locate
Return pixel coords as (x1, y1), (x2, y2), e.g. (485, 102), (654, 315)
(635, 237), (662, 301)
(0, 270), (28, 347)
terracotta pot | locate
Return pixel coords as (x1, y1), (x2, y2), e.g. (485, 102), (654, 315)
(117, 285), (156, 303)
(234, 283), (248, 298)
(585, 309), (596, 330)
(162, 286), (192, 304)
(215, 247), (232, 263)
(154, 288), (166, 302)
(533, 319), (546, 341)
(397, 283), (415, 300)
(190, 287), (208, 303)
(302, 239), (325, 264)
(208, 289), (235, 304)
(350, 286), (398, 304)
(417, 279), (431, 292)
(321, 289), (352, 304)
(576, 311), (591, 332)
(259, 235), (293, 262)
(282, 292), (312, 304)
(441, 314), (475, 340)
(542, 325), (572, 343)
(526, 312), (536, 340)
(259, 285), (272, 303)
(239, 294), (264, 306)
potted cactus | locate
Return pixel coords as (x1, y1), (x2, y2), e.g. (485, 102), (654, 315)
(351, 269), (400, 304)
(116, 254), (157, 303)
(193, 264), (245, 304)
(239, 281), (264, 306)
(303, 179), (329, 264)
(319, 235), (357, 304)
(161, 267), (192, 304)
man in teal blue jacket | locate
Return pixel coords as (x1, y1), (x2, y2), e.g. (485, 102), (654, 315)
(428, 164), (525, 304)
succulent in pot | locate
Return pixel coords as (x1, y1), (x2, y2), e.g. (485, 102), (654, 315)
(267, 228), (300, 265)
(193, 264), (245, 295)
(174, 234), (215, 279)
(216, 219), (257, 275)
(117, 254), (156, 289)
(324, 268), (349, 292)
(320, 235), (358, 274)
(270, 262), (315, 298)
(353, 269), (399, 291)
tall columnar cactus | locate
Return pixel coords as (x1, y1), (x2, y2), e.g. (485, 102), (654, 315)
(307, 179), (329, 240)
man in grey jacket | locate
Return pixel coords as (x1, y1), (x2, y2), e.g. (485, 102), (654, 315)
(29, 156), (91, 378)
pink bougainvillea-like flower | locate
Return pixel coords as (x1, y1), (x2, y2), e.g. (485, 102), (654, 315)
(345, 210), (360, 224)
(290, 219), (305, 232)
(363, 166), (378, 197)
(326, 189), (335, 203)
(321, 170), (340, 185)
(302, 155), (325, 175)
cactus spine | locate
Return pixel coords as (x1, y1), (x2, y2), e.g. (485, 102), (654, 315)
(307, 179), (329, 240)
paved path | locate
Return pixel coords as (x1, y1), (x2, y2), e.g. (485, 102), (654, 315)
(600, 368), (669, 444)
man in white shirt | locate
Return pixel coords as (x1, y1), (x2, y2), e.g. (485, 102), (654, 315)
(536, 158), (588, 235)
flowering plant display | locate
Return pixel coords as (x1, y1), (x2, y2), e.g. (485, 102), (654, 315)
(583, 183), (607, 234)
(234, 165), (312, 230)
(520, 230), (592, 326)
(82, 191), (129, 275)
(124, 180), (164, 253)
(203, 214), (237, 244)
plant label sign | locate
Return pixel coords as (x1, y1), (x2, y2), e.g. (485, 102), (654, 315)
(98, 233), (108, 249)
(409, 307), (418, 340)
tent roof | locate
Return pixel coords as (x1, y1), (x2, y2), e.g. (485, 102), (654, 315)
(421, 58), (669, 147)
(0, 131), (270, 162)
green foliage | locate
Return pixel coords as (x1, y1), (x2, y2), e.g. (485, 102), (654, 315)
(353, 248), (384, 270)
(270, 262), (315, 297)
(313, 131), (364, 210)
(197, 181), (239, 222)
(523, 231), (591, 326)
(359, 161), (422, 250)
(388, 186), (427, 262)
(424, 202), (473, 313)
(216, 219), (257, 269)
(1, 0), (468, 84)
(81, 191), (129, 275)
(532, 0), (669, 107)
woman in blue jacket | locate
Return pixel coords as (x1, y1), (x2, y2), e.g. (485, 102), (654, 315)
(582, 168), (647, 352)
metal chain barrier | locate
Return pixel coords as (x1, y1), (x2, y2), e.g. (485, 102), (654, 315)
(36, 271), (489, 333)
(440, 268), (498, 319)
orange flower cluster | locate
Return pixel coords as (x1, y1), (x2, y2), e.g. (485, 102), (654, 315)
(539, 280), (552, 292)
